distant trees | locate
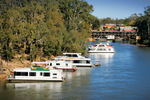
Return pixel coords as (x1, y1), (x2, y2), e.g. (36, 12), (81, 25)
(90, 17), (100, 30)
(133, 6), (150, 45)
(0, 0), (93, 61)
(91, 17), (125, 31)
(90, 6), (150, 46)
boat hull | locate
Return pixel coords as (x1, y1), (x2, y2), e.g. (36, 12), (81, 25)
(88, 51), (115, 53)
(7, 78), (64, 83)
(75, 65), (93, 67)
(54, 68), (77, 72)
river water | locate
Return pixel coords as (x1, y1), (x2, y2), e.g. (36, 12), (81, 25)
(0, 41), (150, 100)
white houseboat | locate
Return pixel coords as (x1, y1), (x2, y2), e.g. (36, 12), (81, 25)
(45, 60), (77, 72)
(88, 42), (115, 53)
(7, 65), (64, 82)
(53, 53), (93, 67)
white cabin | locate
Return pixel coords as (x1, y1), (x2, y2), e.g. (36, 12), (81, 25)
(53, 53), (93, 67)
(88, 43), (115, 53)
(7, 67), (64, 82)
(45, 60), (77, 71)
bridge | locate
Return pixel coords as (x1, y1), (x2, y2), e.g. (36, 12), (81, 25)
(92, 31), (137, 40)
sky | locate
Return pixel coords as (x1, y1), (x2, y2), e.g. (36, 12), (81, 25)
(85, 0), (150, 19)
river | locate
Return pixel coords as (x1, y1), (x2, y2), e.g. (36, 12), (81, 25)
(0, 41), (150, 100)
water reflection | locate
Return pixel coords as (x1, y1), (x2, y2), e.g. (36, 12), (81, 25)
(1, 42), (150, 100)
(5, 82), (63, 100)
(63, 68), (91, 81)
(6, 82), (62, 91)
(88, 53), (114, 66)
(4, 68), (92, 100)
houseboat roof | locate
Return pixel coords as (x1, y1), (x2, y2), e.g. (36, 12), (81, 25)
(63, 53), (81, 55)
(46, 60), (68, 63)
(13, 67), (58, 72)
(32, 62), (49, 64)
(13, 68), (31, 71)
(53, 56), (91, 60)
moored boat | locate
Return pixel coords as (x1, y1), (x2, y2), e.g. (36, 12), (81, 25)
(53, 53), (93, 67)
(88, 42), (115, 53)
(7, 63), (64, 82)
(45, 60), (77, 72)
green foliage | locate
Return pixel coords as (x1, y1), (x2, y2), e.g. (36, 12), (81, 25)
(91, 18), (100, 30)
(99, 17), (124, 25)
(143, 39), (150, 45)
(133, 6), (150, 44)
(0, 0), (93, 61)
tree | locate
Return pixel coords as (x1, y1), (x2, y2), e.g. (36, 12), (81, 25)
(133, 6), (150, 45)
(0, 0), (94, 61)
(91, 18), (100, 30)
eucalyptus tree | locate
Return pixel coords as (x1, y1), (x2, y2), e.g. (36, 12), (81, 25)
(58, 0), (93, 54)
(0, 0), (95, 61)
(134, 6), (150, 45)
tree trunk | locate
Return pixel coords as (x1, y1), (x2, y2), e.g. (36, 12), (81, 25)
(24, 41), (26, 54)
(30, 42), (33, 61)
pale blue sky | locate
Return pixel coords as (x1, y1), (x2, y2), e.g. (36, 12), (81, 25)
(85, 0), (150, 19)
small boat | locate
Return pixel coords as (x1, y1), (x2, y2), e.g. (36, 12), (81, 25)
(53, 53), (93, 67)
(88, 42), (115, 53)
(7, 62), (65, 82)
(94, 61), (101, 67)
(94, 64), (101, 67)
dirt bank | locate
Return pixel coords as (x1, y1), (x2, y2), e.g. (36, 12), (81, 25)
(87, 38), (95, 41)
(136, 43), (149, 46)
(0, 59), (31, 80)
(0, 55), (54, 80)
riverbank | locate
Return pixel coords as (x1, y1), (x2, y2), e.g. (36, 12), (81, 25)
(87, 38), (95, 41)
(0, 59), (30, 80)
(136, 43), (150, 47)
(0, 55), (54, 80)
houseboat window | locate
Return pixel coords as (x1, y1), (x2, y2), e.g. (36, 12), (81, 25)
(73, 60), (79, 63)
(66, 63), (68, 66)
(44, 72), (50, 77)
(91, 48), (95, 50)
(81, 60), (86, 64)
(98, 48), (102, 51)
(73, 54), (78, 57)
(29, 72), (36, 76)
(50, 63), (52, 66)
(53, 73), (57, 75)
(65, 54), (71, 57)
(21, 72), (28, 76)
(14, 72), (28, 76)
(56, 63), (60, 65)
(74, 60), (88, 64)
(40, 72), (43, 76)
(14, 72), (21, 76)
(86, 60), (90, 64)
